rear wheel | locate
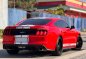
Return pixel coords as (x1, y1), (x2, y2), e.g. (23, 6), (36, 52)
(52, 37), (63, 56)
(76, 36), (83, 50)
(6, 49), (19, 55)
(72, 36), (83, 50)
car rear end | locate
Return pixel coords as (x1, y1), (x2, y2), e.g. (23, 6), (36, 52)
(3, 18), (52, 51)
(3, 26), (50, 50)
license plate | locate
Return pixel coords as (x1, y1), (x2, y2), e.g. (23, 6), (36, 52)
(15, 35), (28, 44)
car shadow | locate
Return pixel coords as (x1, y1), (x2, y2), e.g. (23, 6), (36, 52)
(0, 49), (53, 58)
(0, 49), (85, 58)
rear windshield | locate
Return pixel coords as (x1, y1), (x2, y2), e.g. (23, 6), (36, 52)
(20, 19), (51, 25)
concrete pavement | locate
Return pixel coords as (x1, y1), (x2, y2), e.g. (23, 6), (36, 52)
(71, 52), (86, 59)
(56, 50), (86, 59)
(81, 32), (86, 37)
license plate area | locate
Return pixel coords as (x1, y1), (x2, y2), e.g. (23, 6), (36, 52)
(14, 35), (28, 44)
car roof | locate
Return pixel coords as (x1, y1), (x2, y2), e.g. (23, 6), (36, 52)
(16, 17), (62, 26)
(29, 17), (61, 20)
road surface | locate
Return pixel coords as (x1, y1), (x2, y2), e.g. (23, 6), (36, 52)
(0, 37), (86, 59)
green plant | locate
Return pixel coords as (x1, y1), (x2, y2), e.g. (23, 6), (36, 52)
(15, 0), (36, 11)
(0, 29), (3, 39)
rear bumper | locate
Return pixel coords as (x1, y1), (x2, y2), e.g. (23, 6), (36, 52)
(3, 44), (47, 50)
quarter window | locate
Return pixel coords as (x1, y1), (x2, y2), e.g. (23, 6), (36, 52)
(55, 20), (69, 28)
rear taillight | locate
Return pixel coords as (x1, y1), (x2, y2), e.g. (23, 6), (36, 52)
(3, 29), (11, 35)
(36, 31), (40, 35)
(36, 30), (47, 36)
(3, 29), (7, 35)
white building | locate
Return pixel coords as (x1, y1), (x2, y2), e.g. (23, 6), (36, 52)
(0, 0), (8, 29)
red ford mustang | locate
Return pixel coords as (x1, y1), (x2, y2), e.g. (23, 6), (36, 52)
(3, 17), (83, 56)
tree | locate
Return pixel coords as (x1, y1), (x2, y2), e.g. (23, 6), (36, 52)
(15, 0), (36, 11)
(45, 6), (65, 15)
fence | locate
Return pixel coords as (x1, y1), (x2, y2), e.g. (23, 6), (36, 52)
(8, 8), (27, 26)
(31, 12), (86, 31)
(8, 9), (86, 31)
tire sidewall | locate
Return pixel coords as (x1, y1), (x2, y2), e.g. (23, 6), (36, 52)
(76, 36), (83, 50)
(55, 37), (63, 56)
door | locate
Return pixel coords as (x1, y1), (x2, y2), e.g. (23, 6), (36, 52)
(54, 20), (76, 48)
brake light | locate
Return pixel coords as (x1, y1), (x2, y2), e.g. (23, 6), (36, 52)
(3, 30), (6, 35)
(40, 31), (44, 35)
(44, 31), (47, 35)
(9, 29), (11, 35)
(36, 31), (40, 35)
(36, 30), (47, 36)
(3, 29), (11, 35)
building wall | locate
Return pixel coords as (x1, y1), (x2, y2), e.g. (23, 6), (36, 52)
(8, 8), (27, 26)
(64, 0), (86, 18)
(66, 0), (86, 10)
(35, 0), (65, 7)
(36, 0), (65, 2)
(0, 0), (8, 29)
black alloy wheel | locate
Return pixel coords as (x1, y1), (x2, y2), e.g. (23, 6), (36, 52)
(76, 36), (83, 50)
(52, 37), (63, 56)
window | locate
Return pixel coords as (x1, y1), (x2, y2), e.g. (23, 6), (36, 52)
(20, 19), (51, 25)
(55, 20), (69, 28)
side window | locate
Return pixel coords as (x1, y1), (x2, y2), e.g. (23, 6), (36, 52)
(55, 20), (69, 28)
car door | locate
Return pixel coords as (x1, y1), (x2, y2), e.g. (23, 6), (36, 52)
(64, 28), (77, 48)
(69, 28), (77, 44)
(54, 20), (75, 48)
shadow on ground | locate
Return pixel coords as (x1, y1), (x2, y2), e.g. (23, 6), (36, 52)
(0, 49), (84, 58)
(0, 50), (52, 58)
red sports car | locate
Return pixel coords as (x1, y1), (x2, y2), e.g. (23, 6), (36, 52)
(3, 17), (83, 56)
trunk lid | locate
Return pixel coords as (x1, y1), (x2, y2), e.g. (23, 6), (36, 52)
(3, 25), (49, 35)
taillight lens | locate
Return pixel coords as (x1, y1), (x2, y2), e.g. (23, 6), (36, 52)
(3, 29), (11, 35)
(36, 31), (40, 35)
(36, 30), (47, 36)
(44, 31), (47, 35)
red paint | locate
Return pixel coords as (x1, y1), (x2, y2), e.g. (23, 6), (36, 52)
(16, 18), (27, 26)
(35, 1), (65, 7)
(66, 1), (86, 10)
(35, 1), (86, 10)
(3, 18), (80, 51)
(65, 10), (86, 18)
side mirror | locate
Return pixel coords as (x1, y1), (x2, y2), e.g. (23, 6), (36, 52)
(71, 26), (75, 29)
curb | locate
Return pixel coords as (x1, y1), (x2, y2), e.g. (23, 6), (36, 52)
(55, 50), (86, 59)
(81, 32), (86, 34)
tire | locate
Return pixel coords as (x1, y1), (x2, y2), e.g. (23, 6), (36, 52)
(76, 36), (83, 50)
(72, 36), (83, 50)
(52, 37), (63, 56)
(6, 49), (19, 55)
